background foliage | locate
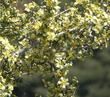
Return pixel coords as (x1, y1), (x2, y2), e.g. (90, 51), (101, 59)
(70, 46), (110, 97)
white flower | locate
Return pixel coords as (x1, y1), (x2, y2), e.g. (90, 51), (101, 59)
(55, 59), (63, 69)
(58, 77), (69, 89)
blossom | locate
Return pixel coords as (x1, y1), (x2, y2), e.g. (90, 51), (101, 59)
(58, 77), (69, 89)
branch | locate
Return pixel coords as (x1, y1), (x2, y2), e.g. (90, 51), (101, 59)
(54, 7), (72, 18)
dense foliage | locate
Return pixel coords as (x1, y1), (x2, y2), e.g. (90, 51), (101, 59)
(0, 0), (110, 97)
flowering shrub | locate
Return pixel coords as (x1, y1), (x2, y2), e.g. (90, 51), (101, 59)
(0, 0), (110, 97)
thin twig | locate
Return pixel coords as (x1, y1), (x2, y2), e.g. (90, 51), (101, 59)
(54, 7), (72, 18)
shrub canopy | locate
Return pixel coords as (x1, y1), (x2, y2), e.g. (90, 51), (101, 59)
(0, 0), (110, 97)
